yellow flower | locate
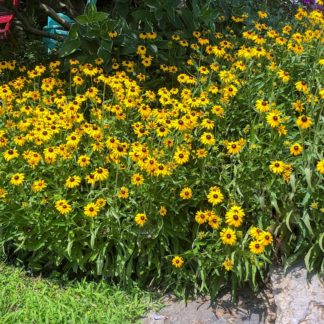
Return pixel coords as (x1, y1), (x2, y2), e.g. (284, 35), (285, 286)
(220, 228), (237, 246)
(180, 187), (192, 200)
(31, 180), (47, 192)
(195, 210), (208, 225)
(269, 161), (285, 174)
(135, 213), (147, 226)
(290, 143), (303, 156)
(255, 99), (271, 113)
(78, 155), (91, 167)
(296, 115), (313, 129)
(200, 132), (216, 146)
(316, 160), (324, 174)
(118, 187), (129, 199)
(173, 147), (190, 165)
(0, 188), (8, 198)
(223, 259), (234, 271)
(159, 206), (167, 216)
(93, 167), (109, 181)
(249, 241), (265, 254)
(131, 173), (144, 186)
(95, 198), (106, 208)
(10, 173), (25, 186)
(55, 199), (72, 215)
(259, 231), (273, 246)
(172, 256), (184, 268)
(207, 186), (224, 206)
(226, 140), (245, 155)
(225, 205), (245, 227)
(65, 176), (81, 189)
(3, 149), (19, 161)
(266, 111), (281, 128)
(207, 211), (221, 229)
(84, 203), (100, 217)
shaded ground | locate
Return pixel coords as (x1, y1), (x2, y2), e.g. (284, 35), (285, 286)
(142, 263), (324, 324)
(142, 285), (276, 324)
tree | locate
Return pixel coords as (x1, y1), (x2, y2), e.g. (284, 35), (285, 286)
(0, 0), (87, 40)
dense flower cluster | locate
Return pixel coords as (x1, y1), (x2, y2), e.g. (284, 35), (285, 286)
(0, 7), (323, 294)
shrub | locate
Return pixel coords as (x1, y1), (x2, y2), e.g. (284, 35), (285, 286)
(0, 7), (323, 298)
(58, 0), (292, 69)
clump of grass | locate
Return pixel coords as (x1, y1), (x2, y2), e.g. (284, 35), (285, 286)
(0, 262), (159, 323)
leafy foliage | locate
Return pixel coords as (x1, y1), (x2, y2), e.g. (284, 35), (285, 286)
(0, 6), (323, 299)
(58, 0), (292, 68)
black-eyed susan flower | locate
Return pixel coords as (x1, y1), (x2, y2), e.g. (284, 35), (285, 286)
(195, 210), (208, 225)
(223, 259), (234, 271)
(295, 81), (309, 93)
(277, 69), (290, 82)
(173, 147), (190, 165)
(55, 199), (72, 215)
(296, 115), (313, 129)
(10, 173), (25, 186)
(259, 231), (273, 246)
(93, 167), (109, 181)
(225, 205), (245, 227)
(180, 187), (192, 200)
(77, 155), (91, 167)
(84, 203), (100, 217)
(118, 187), (129, 199)
(95, 198), (106, 209)
(65, 176), (81, 189)
(172, 256), (184, 268)
(249, 241), (265, 254)
(131, 173), (144, 186)
(31, 180), (47, 192)
(135, 213), (147, 226)
(220, 228), (237, 246)
(207, 211), (221, 229)
(266, 110), (282, 128)
(159, 206), (167, 216)
(316, 160), (324, 174)
(200, 132), (216, 146)
(250, 226), (263, 240)
(269, 161), (285, 174)
(0, 188), (7, 199)
(207, 186), (224, 206)
(255, 99), (271, 113)
(290, 143), (303, 156)
(226, 139), (245, 155)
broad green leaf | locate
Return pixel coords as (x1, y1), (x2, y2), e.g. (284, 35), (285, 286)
(59, 39), (81, 57)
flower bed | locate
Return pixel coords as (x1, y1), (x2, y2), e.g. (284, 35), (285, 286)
(0, 8), (323, 297)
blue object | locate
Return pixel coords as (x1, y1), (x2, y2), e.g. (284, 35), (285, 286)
(43, 13), (75, 52)
(43, 0), (97, 52)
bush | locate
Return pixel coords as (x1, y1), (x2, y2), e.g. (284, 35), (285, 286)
(58, 0), (292, 69)
(0, 7), (323, 298)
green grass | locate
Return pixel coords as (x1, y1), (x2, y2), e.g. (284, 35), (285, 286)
(0, 262), (159, 323)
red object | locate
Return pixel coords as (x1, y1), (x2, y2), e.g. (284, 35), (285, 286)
(0, 0), (19, 39)
(0, 13), (14, 39)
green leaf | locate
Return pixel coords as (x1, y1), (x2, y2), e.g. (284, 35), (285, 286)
(304, 168), (313, 189)
(75, 15), (89, 26)
(91, 12), (109, 23)
(85, 3), (97, 17)
(68, 24), (79, 40)
(59, 39), (81, 57)
(285, 210), (294, 232)
(319, 233), (324, 253)
(101, 39), (113, 52)
(304, 245), (315, 272)
(302, 212), (314, 235)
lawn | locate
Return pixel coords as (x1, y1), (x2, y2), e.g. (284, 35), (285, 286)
(0, 261), (159, 323)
